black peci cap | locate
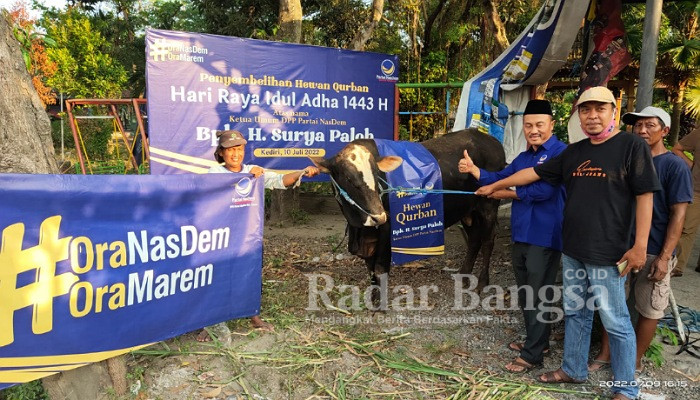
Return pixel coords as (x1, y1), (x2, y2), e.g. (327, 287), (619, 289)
(523, 99), (553, 116)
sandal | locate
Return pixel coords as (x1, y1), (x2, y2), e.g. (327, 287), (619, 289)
(507, 341), (550, 355)
(504, 357), (541, 373)
(537, 368), (585, 384)
(587, 359), (610, 372)
(507, 341), (523, 352)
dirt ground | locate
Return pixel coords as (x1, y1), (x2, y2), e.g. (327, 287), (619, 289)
(128, 200), (700, 400)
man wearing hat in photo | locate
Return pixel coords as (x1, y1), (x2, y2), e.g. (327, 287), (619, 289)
(475, 86), (660, 400)
(671, 123), (700, 276)
(197, 129), (320, 341)
(458, 99), (566, 373)
(589, 106), (692, 375)
(209, 129), (320, 188)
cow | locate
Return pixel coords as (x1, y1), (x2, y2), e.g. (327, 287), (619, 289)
(311, 128), (506, 305)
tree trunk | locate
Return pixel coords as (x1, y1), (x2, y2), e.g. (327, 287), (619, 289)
(350, 0), (385, 51)
(0, 18), (57, 174)
(482, 0), (509, 53)
(270, 0), (303, 224)
(411, 7), (420, 60)
(535, 83), (548, 99)
(668, 84), (686, 146)
(268, 187), (299, 223)
(421, 0), (448, 55)
(41, 356), (127, 400)
(277, 0), (302, 43)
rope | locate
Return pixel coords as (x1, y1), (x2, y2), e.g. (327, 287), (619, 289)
(291, 168), (312, 189)
(660, 305), (700, 334)
(382, 187), (477, 196)
(328, 175), (377, 217)
(376, 176), (476, 196)
(659, 305), (700, 359)
(326, 174), (478, 219)
(331, 223), (348, 253)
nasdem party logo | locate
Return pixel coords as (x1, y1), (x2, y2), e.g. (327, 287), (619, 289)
(235, 177), (254, 197)
(377, 59), (399, 82)
(381, 60), (395, 76)
(231, 177), (258, 208)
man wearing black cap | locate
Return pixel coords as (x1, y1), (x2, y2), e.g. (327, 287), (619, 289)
(458, 99), (566, 373)
(198, 130), (319, 340)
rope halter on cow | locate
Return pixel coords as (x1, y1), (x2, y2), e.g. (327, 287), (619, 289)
(328, 174), (384, 218)
(376, 176), (477, 196)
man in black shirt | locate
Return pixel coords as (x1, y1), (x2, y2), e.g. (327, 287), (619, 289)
(477, 87), (660, 400)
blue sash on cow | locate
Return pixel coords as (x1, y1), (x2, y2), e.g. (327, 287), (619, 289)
(374, 139), (445, 265)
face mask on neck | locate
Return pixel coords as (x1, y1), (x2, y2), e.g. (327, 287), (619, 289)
(583, 108), (616, 141)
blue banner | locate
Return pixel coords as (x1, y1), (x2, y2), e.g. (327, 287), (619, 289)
(455, 0), (568, 142)
(146, 29), (398, 176)
(374, 140), (444, 264)
(0, 174), (264, 387)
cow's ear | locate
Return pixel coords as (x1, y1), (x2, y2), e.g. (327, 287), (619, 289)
(309, 157), (330, 173)
(377, 156), (403, 172)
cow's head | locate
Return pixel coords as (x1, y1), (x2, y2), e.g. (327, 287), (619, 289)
(311, 142), (403, 227)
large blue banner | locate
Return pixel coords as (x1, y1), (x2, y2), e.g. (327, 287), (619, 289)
(146, 29), (398, 176)
(454, 0), (568, 143)
(374, 140), (444, 265)
(0, 174), (264, 387)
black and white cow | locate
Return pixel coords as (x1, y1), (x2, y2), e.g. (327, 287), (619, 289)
(311, 128), (506, 301)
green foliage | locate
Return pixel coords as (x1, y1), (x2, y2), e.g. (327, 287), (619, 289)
(267, 255), (285, 268)
(41, 8), (127, 98)
(644, 340), (665, 367)
(51, 118), (75, 151)
(644, 326), (679, 367)
(624, 1), (700, 136)
(145, 0), (208, 33)
(127, 365), (145, 382)
(1, 380), (48, 400)
(621, 4), (652, 58)
(546, 90), (577, 144)
(303, 0), (368, 48)
(10, 24), (50, 71)
(299, 182), (333, 195)
(685, 79), (700, 118)
(191, 0), (279, 39)
(499, 0), (543, 41)
(324, 233), (341, 248)
(658, 325), (679, 346)
(288, 208), (310, 225)
(76, 118), (115, 161)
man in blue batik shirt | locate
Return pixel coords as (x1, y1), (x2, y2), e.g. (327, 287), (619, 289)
(458, 99), (566, 373)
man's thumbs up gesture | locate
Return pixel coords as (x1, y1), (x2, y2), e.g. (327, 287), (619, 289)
(458, 149), (480, 179)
